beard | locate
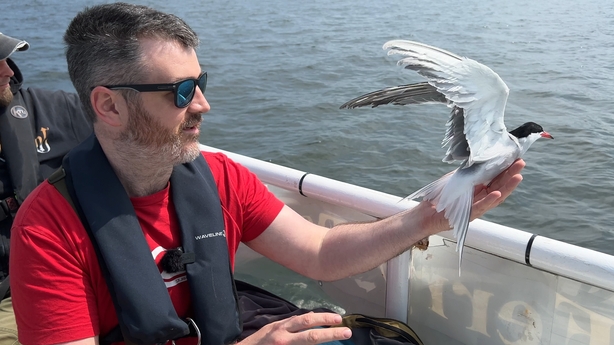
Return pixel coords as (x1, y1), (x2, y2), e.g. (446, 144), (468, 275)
(0, 87), (13, 108)
(119, 99), (203, 165)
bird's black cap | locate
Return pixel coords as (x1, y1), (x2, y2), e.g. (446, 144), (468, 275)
(509, 122), (546, 139)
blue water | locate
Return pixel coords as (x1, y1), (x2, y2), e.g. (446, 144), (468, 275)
(3, 0), (614, 255)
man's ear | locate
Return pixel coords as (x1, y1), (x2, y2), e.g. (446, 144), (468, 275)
(90, 86), (126, 127)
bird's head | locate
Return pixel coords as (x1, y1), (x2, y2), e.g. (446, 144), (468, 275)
(509, 122), (553, 155)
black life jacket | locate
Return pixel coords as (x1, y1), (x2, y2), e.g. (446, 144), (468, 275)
(58, 134), (241, 344)
(0, 59), (42, 207)
(0, 58), (92, 285)
(0, 59), (43, 283)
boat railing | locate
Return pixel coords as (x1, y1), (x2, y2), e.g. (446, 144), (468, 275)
(202, 145), (614, 344)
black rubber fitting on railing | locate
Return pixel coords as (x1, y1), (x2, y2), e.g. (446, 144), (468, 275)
(298, 173), (309, 197)
(525, 234), (538, 266)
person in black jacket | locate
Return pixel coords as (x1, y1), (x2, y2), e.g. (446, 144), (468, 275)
(0, 32), (93, 344)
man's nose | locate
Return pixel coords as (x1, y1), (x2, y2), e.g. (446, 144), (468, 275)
(0, 60), (14, 78)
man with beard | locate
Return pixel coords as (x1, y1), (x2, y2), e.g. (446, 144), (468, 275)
(0, 33), (92, 343)
(9, 3), (526, 345)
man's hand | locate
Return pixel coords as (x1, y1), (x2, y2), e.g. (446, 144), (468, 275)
(239, 312), (351, 345)
(420, 159), (526, 234)
(470, 158), (525, 220)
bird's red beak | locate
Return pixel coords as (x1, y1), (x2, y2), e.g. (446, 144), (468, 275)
(541, 131), (554, 139)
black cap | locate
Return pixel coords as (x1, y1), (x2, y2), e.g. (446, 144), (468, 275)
(0, 33), (29, 60)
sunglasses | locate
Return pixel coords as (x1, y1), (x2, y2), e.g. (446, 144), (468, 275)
(101, 72), (207, 108)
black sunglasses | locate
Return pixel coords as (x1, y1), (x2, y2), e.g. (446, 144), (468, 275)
(101, 72), (207, 108)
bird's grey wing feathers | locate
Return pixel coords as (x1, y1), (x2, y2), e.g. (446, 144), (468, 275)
(442, 107), (470, 162)
(339, 82), (447, 109)
(383, 40), (511, 167)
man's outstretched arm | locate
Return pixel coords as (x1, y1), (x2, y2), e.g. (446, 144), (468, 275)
(246, 159), (525, 282)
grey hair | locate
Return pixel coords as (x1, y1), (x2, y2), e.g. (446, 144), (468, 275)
(64, 2), (200, 122)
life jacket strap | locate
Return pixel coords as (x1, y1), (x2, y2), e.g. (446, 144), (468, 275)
(48, 168), (76, 213)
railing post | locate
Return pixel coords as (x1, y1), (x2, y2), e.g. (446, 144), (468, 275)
(385, 249), (411, 322)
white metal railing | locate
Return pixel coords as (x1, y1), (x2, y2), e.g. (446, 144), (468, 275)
(201, 144), (614, 322)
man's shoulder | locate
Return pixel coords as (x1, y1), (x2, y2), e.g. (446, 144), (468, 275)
(200, 150), (259, 187)
(21, 87), (80, 104)
(13, 178), (75, 228)
(201, 150), (229, 163)
(19, 87), (92, 148)
(201, 150), (236, 173)
(18, 87), (85, 124)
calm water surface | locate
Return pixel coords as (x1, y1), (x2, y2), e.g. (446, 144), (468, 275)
(3, 0), (614, 255)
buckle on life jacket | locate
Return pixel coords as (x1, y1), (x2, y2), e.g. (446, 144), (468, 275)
(185, 318), (201, 345)
(0, 196), (18, 222)
(102, 317), (203, 345)
(157, 318), (200, 345)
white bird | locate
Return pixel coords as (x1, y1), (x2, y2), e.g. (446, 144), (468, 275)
(340, 40), (553, 274)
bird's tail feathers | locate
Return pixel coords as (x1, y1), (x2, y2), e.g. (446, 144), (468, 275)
(441, 188), (473, 276)
(400, 173), (452, 205)
(402, 172), (474, 276)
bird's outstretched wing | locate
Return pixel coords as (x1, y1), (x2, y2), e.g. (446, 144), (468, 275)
(382, 40), (511, 167)
(339, 82), (447, 109)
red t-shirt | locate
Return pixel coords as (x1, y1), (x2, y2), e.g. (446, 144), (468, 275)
(9, 151), (284, 345)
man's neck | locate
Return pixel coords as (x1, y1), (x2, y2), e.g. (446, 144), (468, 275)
(98, 135), (174, 198)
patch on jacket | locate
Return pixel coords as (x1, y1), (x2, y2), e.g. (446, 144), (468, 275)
(10, 105), (28, 119)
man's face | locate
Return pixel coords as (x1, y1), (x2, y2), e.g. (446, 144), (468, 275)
(116, 38), (209, 165)
(0, 59), (14, 107)
(120, 97), (203, 165)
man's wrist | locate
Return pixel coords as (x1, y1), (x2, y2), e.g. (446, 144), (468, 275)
(413, 200), (449, 236)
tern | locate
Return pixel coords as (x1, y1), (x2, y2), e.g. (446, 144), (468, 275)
(340, 40), (553, 273)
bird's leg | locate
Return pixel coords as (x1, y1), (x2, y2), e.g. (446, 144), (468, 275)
(413, 237), (430, 251)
